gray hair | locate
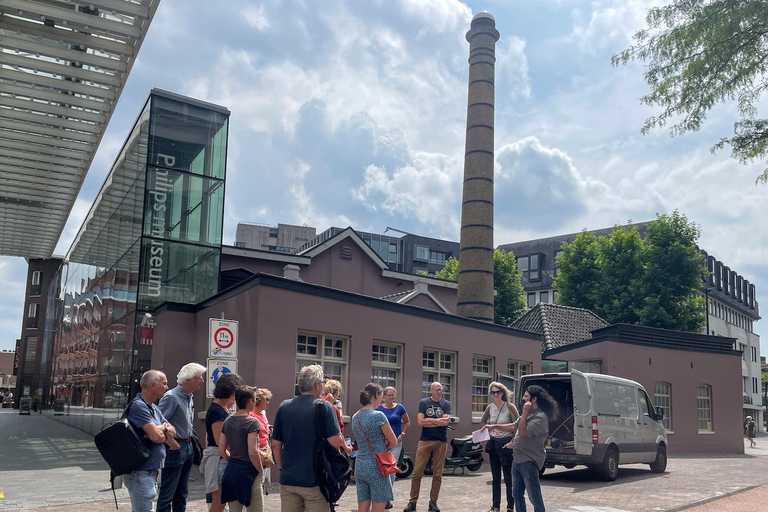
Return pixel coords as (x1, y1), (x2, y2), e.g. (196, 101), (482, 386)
(177, 362), (206, 384)
(140, 370), (165, 389)
(383, 386), (397, 396)
(297, 364), (324, 393)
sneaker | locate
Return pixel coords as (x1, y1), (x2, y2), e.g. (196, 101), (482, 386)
(487, 508), (500, 512)
(386, 503), (393, 510)
(404, 502), (417, 512)
(428, 501), (440, 512)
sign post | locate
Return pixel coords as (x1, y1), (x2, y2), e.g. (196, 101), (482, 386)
(207, 319), (239, 397)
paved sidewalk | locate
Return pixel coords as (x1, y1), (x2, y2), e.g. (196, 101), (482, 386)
(3, 409), (768, 512)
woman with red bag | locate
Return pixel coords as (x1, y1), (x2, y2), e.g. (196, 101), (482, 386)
(353, 383), (399, 512)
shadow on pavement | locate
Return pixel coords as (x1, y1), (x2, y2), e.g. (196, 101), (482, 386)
(0, 411), (109, 471)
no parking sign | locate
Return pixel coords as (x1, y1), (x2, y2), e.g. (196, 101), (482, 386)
(209, 319), (238, 358)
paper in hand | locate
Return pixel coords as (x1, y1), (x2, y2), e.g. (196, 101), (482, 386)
(472, 428), (490, 443)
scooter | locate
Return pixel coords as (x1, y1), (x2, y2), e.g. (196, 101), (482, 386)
(424, 425), (484, 475)
(395, 445), (414, 479)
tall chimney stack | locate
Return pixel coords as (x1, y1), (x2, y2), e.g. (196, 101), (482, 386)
(457, 12), (499, 322)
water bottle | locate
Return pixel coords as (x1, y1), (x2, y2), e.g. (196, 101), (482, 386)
(345, 435), (352, 447)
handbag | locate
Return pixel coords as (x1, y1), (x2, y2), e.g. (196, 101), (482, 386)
(259, 444), (275, 469)
(191, 429), (203, 466)
(356, 413), (399, 476)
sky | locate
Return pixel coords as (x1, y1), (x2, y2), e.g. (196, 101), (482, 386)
(1, 0), (766, 355)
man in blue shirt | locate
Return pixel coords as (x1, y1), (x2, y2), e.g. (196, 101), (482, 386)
(405, 382), (451, 512)
(124, 370), (176, 512)
(157, 362), (206, 512)
(272, 364), (351, 512)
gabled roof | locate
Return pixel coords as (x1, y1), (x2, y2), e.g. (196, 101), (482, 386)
(380, 282), (451, 313)
(510, 303), (608, 352)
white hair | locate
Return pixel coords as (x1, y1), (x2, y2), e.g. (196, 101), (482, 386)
(177, 362), (206, 384)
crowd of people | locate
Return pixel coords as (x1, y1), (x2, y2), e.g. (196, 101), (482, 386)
(122, 363), (558, 512)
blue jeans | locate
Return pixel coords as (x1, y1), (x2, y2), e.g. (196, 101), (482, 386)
(123, 470), (158, 512)
(157, 442), (194, 512)
(388, 441), (403, 487)
(512, 461), (545, 512)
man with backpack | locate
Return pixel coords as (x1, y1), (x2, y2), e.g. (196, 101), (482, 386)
(124, 370), (177, 512)
(272, 365), (351, 511)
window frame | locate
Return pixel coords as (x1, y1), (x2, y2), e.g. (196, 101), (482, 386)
(296, 331), (349, 406)
(371, 340), (403, 391)
(422, 348), (456, 405)
(696, 384), (713, 433)
(654, 381), (672, 431)
(471, 354), (494, 422)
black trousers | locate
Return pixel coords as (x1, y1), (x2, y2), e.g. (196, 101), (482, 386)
(488, 439), (513, 510)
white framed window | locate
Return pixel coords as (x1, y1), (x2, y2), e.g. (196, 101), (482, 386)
(372, 341), (402, 390)
(28, 303), (38, 318)
(422, 348), (456, 404)
(527, 293), (536, 308)
(697, 384), (713, 432)
(654, 381), (672, 430)
(31, 271), (42, 286)
(507, 360), (530, 379)
(472, 355), (494, 421)
(296, 331), (349, 402)
(539, 291), (549, 304)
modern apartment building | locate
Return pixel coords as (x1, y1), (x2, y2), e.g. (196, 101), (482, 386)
(234, 222), (316, 253)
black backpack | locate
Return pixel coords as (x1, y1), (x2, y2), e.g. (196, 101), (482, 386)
(94, 397), (154, 508)
(314, 400), (352, 512)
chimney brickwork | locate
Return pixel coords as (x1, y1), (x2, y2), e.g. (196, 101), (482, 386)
(457, 12), (499, 322)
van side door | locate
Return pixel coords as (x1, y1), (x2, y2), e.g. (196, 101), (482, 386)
(571, 370), (593, 455)
(637, 388), (662, 462)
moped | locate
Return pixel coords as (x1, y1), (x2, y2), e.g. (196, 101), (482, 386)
(424, 425), (483, 475)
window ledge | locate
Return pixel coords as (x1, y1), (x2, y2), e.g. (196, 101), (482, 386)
(697, 430), (715, 435)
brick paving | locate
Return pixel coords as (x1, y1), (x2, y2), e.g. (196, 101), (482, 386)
(2, 409), (768, 512)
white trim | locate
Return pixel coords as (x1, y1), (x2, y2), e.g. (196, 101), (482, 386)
(222, 245), (311, 265)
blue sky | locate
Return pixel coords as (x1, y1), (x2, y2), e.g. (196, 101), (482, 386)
(1, 0), (766, 355)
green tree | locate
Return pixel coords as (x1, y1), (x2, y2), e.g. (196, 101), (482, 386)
(612, 0), (768, 184)
(552, 230), (601, 314)
(435, 250), (526, 325)
(554, 212), (707, 332)
(594, 225), (644, 324)
(637, 211), (707, 331)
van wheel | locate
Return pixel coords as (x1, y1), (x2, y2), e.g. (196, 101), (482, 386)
(599, 448), (619, 481)
(396, 457), (415, 479)
(649, 445), (667, 473)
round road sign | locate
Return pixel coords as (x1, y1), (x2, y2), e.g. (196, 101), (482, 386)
(214, 327), (234, 349)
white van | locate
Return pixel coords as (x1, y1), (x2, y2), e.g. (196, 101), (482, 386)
(517, 370), (668, 480)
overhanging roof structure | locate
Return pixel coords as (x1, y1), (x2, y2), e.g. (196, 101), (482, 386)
(0, 0), (161, 259)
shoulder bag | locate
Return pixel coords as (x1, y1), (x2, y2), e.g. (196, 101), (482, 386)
(356, 413), (399, 476)
(314, 400), (352, 512)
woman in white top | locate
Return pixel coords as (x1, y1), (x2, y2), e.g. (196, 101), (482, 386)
(480, 382), (519, 512)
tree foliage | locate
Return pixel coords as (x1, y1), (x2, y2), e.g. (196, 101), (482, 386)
(435, 249), (526, 325)
(554, 212), (707, 331)
(612, 0), (768, 184)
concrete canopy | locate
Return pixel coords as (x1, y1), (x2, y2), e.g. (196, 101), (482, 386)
(0, 0), (160, 258)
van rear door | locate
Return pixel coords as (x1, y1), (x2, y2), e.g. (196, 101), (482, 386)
(571, 370), (593, 455)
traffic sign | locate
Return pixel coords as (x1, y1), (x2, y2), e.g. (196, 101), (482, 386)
(207, 359), (238, 398)
(209, 318), (238, 358)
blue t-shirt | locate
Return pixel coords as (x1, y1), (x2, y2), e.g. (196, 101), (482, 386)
(272, 395), (340, 487)
(353, 409), (388, 457)
(418, 397), (451, 442)
(206, 402), (229, 447)
(126, 393), (168, 471)
(377, 403), (407, 437)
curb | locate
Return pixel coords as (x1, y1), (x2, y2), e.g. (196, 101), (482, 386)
(663, 484), (760, 512)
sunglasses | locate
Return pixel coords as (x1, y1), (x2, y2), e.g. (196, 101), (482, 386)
(490, 390), (502, 395)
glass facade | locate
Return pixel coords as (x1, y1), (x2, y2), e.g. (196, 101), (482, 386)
(40, 90), (229, 433)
